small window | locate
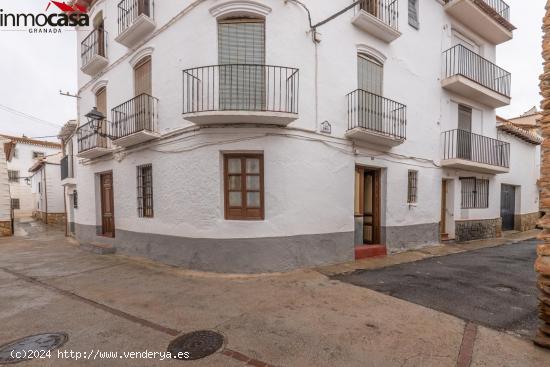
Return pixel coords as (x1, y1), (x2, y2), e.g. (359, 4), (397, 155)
(33, 151), (45, 159)
(408, 0), (419, 29)
(224, 154), (264, 220)
(137, 164), (154, 218)
(13, 148), (17, 158)
(11, 198), (20, 210)
(8, 170), (19, 183)
(73, 190), (78, 209)
(38, 182), (41, 193)
(460, 177), (489, 209)
(407, 170), (418, 204)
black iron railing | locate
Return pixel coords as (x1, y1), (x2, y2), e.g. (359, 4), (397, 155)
(77, 120), (111, 153)
(81, 28), (107, 66)
(117, 0), (153, 34)
(442, 129), (510, 168)
(443, 45), (511, 97)
(112, 93), (159, 139)
(358, 0), (399, 30)
(61, 155), (74, 180)
(444, 0), (510, 21)
(347, 89), (406, 139)
(183, 64), (299, 115)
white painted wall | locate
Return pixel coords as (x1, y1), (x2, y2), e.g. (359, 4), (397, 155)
(30, 154), (65, 214)
(7, 143), (60, 217)
(72, 1), (536, 247)
(0, 138), (13, 222)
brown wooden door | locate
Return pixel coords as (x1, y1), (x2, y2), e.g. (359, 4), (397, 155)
(364, 169), (381, 244)
(100, 172), (115, 237)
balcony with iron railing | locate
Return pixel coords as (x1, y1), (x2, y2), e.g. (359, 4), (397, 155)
(346, 89), (406, 146)
(76, 120), (113, 159)
(111, 93), (160, 147)
(182, 64), (299, 125)
(352, 0), (401, 43)
(443, 0), (514, 44)
(115, 0), (156, 48)
(442, 45), (511, 108)
(441, 129), (510, 174)
(81, 28), (108, 76)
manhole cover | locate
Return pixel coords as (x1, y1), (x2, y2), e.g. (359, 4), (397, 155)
(168, 330), (224, 361)
(494, 285), (513, 292)
(0, 333), (68, 364)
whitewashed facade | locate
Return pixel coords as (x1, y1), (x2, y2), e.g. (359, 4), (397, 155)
(1, 136), (61, 218)
(71, 0), (534, 273)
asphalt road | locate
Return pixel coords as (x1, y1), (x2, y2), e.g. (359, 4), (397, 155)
(333, 239), (539, 337)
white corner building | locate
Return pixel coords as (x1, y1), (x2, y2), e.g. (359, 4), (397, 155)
(70, 0), (539, 273)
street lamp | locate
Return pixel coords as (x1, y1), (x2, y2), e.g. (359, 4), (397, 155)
(85, 107), (105, 133)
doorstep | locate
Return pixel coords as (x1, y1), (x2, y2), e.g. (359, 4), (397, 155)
(355, 244), (387, 260)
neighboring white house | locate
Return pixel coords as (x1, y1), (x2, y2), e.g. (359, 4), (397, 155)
(71, 0), (532, 273)
(58, 120), (78, 236)
(1, 135), (61, 218)
(0, 137), (13, 236)
(29, 153), (65, 225)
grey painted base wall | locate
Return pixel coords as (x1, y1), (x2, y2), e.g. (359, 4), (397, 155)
(75, 223), (355, 274)
(381, 222), (440, 253)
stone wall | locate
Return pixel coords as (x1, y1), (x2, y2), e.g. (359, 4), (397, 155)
(33, 211), (65, 225)
(0, 220), (12, 236)
(514, 212), (541, 232)
(455, 218), (502, 242)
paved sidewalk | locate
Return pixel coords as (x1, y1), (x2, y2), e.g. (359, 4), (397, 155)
(0, 223), (548, 366)
(316, 230), (541, 276)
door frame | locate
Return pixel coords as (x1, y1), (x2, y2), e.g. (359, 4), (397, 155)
(100, 172), (115, 238)
(355, 166), (381, 245)
(500, 184), (516, 231)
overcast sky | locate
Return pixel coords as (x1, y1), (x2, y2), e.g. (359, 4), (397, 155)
(0, 0), (544, 140)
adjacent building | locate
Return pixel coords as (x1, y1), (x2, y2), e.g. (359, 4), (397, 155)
(29, 153), (66, 225)
(58, 120), (78, 236)
(1, 135), (61, 218)
(70, 0), (535, 273)
(0, 137), (13, 236)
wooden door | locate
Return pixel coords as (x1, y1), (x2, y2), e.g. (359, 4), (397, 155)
(95, 19), (105, 57)
(100, 172), (115, 237)
(362, 169), (381, 245)
(501, 185), (515, 231)
(134, 57), (152, 131)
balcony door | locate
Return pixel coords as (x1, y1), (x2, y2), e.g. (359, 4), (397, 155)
(93, 13), (106, 57)
(361, 0), (379, 18)
(358, 54), (383, 132)
(218, 18), (265, 111)
(457, 104), (472, 160)
(95, 87), (108, 148)
(133, 56), (152, 132)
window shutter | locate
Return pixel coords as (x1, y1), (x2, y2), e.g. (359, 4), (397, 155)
(408, 0), (419, 29)
(218, 20), (265, 65)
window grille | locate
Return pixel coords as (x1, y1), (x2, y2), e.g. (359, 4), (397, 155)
(407, 170), (418, 203)
(137, 164), (153, 217)
(8, 170), (19, 183)
(460, 177), (489, 209)
(11, 198), (20, 210)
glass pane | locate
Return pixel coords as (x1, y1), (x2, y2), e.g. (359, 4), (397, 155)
(229, 192), (242, 207)
(246, 158), (260, 174)
(228, 158), (241, 174)
(247, 192), (261, 208)
(229, 176), (241, 190)
(246, 176), (260, 191)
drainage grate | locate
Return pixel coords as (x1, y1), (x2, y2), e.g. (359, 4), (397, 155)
(0, 333), (68, 364)
(168, 330), (224, 361)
